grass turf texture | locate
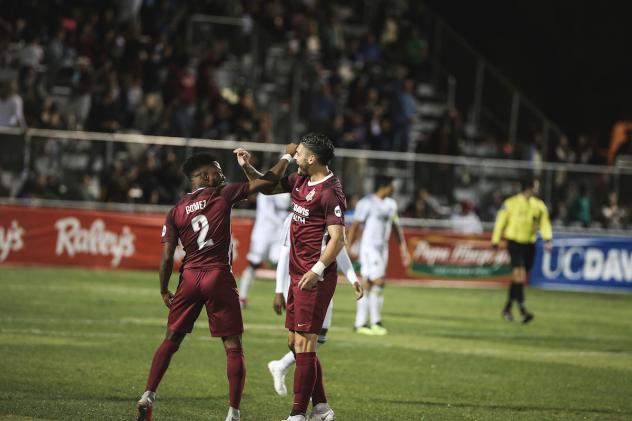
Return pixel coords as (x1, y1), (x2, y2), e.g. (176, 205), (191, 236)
(0, 267), (631, 420)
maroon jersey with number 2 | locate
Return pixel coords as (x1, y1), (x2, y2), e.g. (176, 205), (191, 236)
(280, 172), (346, 334)
(160, 182), (249, 336)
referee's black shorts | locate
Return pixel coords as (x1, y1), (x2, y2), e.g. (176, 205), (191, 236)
(507, 240), (536, 271)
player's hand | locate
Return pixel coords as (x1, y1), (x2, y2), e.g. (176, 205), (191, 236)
(353, 281), (364, 300)
(544, 240), (553, 253)
(400, 246), (411, 267)
(161, 290), (174, 309)
(298, 271), (320, 290)
(286, 143), (298, 156)
(273, 293), (286, 315)
(233, 148), (251, 167)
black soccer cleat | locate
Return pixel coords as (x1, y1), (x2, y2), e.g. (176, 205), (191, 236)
(522, 312), (534, 324)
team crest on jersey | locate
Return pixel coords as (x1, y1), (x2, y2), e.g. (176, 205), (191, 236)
(306, 189), (316, 201)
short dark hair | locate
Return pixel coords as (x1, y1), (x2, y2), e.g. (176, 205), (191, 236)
(181, 153), (218, 179)
(374, 175), (394, 192)
(520, 176), (537, 191)
(300, 133), (335, 166)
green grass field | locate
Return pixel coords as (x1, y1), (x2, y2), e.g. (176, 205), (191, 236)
(0, 267), (631, 420)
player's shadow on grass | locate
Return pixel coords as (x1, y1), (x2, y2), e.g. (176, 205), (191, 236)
(382, 399), (632, 416)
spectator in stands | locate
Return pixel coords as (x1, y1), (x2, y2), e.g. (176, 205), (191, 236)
(601, 192), (626, 229)
(569, 183), (591, 227)
(0, 79), (26, 127)
(450, 200), (483, 234)
(405, 188), (446, 219)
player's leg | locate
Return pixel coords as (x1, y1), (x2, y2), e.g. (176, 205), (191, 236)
(518, 243), (537, 324)
(504, 241), (525, 322)
(319, 300), (333, 345)
(136, 330), (186, 420)
(355, 279), (372, 334)
(368, 247), (388, 334)
(238, 260), (261, 309)
(136, 270), (203, 420)
(284, 276), (336, 420)
(291, 331), (319, 418)
(222, 335), (245, 421)
(201, 270), (246, 420)
(369, 277), (387, 335)
(355, 247), (372, 333)
(268, 244), (292, 396)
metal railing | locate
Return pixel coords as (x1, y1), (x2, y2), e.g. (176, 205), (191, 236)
(427, 7), (562, 151)
(1, 127), (631, 232)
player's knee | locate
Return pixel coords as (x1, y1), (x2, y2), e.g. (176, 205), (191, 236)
(373, 278), (385, 287)
(222, 335), (242, 350)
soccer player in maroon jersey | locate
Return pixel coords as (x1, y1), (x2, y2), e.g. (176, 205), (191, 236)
(134, 145), (296, 421)
(237, 133), (347, 421)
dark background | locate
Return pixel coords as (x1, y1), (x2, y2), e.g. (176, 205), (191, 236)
(426, 0), (632, 144)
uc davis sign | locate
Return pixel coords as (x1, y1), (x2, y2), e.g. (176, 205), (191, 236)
(531, 235), (632, 292)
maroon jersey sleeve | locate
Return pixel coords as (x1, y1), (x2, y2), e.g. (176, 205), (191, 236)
(219, 182), (250, 205)
(280, 172), (301, 192)
(161, 207), (178, 243)
(321, 188), (346, 226)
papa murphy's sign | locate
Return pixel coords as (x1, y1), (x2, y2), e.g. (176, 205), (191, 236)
(531, 236), (632, 292)
(394, 231), (512, 281)
(0, 205), (253, 273)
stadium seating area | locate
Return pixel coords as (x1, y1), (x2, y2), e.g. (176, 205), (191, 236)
(0, 0), (630, 228)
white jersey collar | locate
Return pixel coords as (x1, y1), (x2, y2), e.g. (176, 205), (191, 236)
(187, 187), (205, 194)
(307, 172), (334, 186)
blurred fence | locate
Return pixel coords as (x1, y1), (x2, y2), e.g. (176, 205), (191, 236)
(1, 127), (632, 230)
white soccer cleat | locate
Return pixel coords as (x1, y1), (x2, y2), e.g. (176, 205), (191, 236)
(309, 403), (336, 421)
(225, 406), (240, 421)
(135, 391), (155, 421)
(268, 360), (288, 396)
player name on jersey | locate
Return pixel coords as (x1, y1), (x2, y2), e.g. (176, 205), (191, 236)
(185, 200), (207, 214)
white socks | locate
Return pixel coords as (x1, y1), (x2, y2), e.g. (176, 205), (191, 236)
(278, 351), (296, 372)
(227, 406), (240, 420)
(369, 285), (384, 325)
(355, 295), (369, 328)
(239, 266), (255, 298)
(139, 390), (155, 404)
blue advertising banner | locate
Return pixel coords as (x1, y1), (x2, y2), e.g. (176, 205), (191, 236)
(530, 235), (632, 292)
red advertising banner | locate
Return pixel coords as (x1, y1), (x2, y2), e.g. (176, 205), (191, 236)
(0, 205), (512, 285)
(0, 205), (254, 273)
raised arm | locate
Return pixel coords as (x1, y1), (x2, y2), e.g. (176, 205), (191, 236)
(234, 145), (296, 194)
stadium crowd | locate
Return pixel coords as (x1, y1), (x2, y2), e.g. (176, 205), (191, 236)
(0, 0), (629, 228)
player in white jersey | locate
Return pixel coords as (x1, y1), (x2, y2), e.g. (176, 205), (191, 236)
(347, 176), (411, 335)
(238, 192), (291, 308)
(266, 213), (363, 396)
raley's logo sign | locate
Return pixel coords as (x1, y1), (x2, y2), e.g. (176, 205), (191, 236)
(55, 217), (136, 267)
(0, 220), (25, 261)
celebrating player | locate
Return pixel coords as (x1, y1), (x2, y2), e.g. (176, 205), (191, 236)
(134, 146), (296, 421)
(237, 133), (346, 421)
(233, 149), (363, 398)
(347, 176), (411, 336)
(238, 191), (290, 309)
(492, 177), (552, 324)
(266, 212), (363, 397)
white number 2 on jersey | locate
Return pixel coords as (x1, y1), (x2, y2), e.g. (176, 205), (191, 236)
(191, 215), (214, 250)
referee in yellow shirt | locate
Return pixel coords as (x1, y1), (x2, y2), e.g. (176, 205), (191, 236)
(492, 178), (552, 324)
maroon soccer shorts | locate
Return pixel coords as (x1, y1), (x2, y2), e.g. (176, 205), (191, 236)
(167, 268), (243, 337)
(285, 273), (337, 334)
